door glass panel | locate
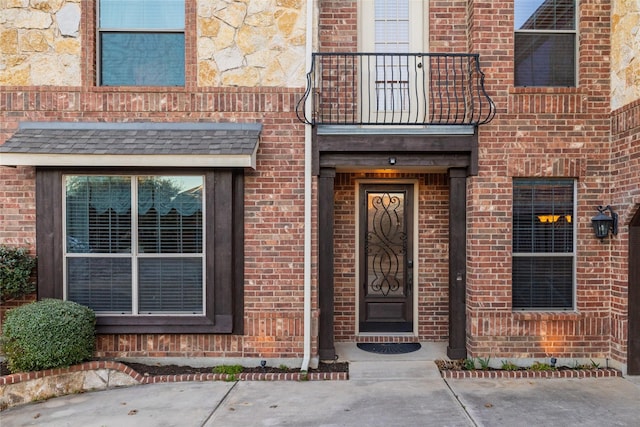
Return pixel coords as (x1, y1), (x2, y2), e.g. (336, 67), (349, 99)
(365, 192), (407, 297)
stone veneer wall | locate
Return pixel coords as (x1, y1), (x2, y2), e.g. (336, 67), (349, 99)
(197, 0), (306, 87)
(0, 0), (82, 85)
(0, 0), (306, 87)
(611, 0), (640, 110)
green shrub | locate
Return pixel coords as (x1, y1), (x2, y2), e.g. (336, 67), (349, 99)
(529, 361), (554, 371)
(213, 364), (243, 375)
(477, 356), (491, 370)
(501, 360), (519, 371)
(0, 245), (36, 302)
(462, 358), (476, 370)
(1, 299), (96, 373)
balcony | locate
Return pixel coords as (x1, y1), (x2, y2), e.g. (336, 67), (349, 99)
(296, 53), (496, 127)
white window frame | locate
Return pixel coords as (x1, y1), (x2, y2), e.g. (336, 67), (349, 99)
(358, 0), (427, 123)
(514, 0), (578, 87)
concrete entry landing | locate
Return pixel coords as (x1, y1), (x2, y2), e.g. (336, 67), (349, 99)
(335, 341), (448, 381)
(335, 341), (448, 362)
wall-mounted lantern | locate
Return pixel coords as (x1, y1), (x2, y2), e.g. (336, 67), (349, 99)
(591, 205), (618, 239)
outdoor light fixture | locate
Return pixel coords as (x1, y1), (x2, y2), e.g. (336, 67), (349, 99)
(388, 157), (396, 165)
(591, 205), (618, 239)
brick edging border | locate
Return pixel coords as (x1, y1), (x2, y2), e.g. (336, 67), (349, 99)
(0, 361), (348, 385)
(440, 368), (622, 379)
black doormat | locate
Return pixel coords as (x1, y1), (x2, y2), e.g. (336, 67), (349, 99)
(356, 342), (422, 355)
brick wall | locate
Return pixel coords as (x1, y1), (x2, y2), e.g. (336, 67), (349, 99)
(464, 0), (614, 359)
(318, 0), (357, 51)
(610, 98), (640, 363)
(316, 0), (621, 362)
(0, 87), (309, 359)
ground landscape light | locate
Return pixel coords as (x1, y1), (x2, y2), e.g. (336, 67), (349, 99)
(591, 205), (618, 239)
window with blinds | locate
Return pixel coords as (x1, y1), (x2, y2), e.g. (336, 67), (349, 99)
(359, 0), (425, 122)
(512, 179), (575, 310)
(64, 175), (204, 315)
(98, 0), (185, 86)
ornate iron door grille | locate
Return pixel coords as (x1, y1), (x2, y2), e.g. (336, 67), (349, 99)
(365, 192), (407, 297)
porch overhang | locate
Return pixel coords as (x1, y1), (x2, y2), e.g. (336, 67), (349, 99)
(0, 122), (261, 169)
(313, 125), (479, 176)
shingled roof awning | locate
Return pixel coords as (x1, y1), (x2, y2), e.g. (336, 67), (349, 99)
(0, 122), (261, 168)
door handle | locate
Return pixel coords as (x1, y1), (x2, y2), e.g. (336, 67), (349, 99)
(407, 259), (413, 268)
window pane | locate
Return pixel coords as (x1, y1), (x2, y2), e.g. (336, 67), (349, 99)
(100, 33), (185, 86)
(515, 33), (575, 87)
(515, 0), (574, 30)
(138, 176), (203, 254)
(512, 179), (574, 310)
(513, 256), (573, 309)
(100, 0), (184, 29)
(138, 258), (203, 313)
(513, 180), (573, 253)
(375, 0), (410, 53)
(66, 176), (131, 254)
(68, 257), (132, 312)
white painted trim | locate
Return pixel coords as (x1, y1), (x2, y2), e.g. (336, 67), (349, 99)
(317, 124), (475, 136)
(0, 153), (257, 169)
(300, 0), (316, 372)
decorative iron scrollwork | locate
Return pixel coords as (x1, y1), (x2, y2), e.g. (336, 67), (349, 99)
(366, 192), (407, 296)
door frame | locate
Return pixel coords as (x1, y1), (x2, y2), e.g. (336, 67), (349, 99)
(629, 207), (640, 374)
(355, 179), (420, 336)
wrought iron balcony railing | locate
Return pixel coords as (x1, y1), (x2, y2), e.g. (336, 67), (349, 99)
(296, 53), (496, 126)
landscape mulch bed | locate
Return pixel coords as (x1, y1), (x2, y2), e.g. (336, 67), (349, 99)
(0, 359), (348, 377)
(435, 359), (622, 379)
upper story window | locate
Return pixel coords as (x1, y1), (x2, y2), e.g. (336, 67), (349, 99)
(514, 0), (576, 87)
(97, 0), (185, 86)
(512, 179), (575, 310)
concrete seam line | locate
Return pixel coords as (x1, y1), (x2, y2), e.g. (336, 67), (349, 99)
(200, 380), (239, 427)
(442, 377), (479, 427)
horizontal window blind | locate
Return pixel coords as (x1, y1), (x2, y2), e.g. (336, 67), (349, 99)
(64, 175), (204, 315)
(512, 179), (575, 309)
(67, 258), (132, 313)
(138, 258), (203, 314)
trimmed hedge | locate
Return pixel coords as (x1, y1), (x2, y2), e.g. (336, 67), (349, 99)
(1, 299), (96, 374)
(0, 245), (36, 302)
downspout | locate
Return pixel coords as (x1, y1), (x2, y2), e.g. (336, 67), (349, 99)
(300, 0), (314, 372)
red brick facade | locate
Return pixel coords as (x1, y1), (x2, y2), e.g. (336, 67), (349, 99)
(1, 0), (639, 372)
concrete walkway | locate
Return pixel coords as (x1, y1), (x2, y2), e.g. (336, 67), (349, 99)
(2, 343), (640, 427)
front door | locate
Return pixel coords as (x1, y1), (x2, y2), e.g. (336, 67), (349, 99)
(359, 184), (414, 333)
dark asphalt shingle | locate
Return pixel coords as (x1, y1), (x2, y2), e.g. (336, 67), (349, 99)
(0, 122), (261, 156)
